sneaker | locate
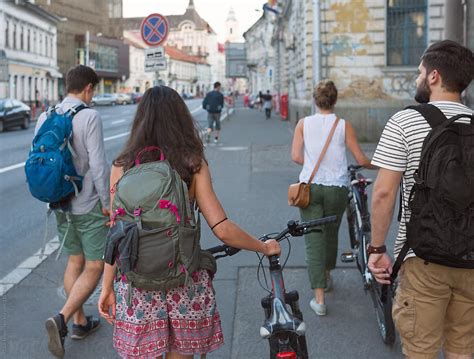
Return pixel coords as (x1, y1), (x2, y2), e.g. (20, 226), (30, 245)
(324, 274), (333, 292)
(214, 137), (219, 144)
(71, 316), (101, 340)
(45, 313), (68, 358)
(310, 299), (327, 316)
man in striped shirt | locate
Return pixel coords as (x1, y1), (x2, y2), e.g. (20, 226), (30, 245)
(369, 40), (474, 359)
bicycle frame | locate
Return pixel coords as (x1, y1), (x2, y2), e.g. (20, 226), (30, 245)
(207, 216), (337, 359)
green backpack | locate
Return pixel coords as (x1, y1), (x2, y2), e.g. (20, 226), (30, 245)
(110, 147), (216, 295)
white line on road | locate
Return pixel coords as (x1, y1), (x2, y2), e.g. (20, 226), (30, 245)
(0, 162), (25, 174)
(0, 236), (60, 297)
(190, 106), (202, 114)
(111, 119), (126, 125)
(104, 132), (130, 142)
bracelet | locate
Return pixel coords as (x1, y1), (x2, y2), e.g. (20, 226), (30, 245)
(210, 217), (228, 231)
(367, 244), (387, 255)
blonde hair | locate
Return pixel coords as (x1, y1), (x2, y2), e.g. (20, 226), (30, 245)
(313, 80), (338, 110)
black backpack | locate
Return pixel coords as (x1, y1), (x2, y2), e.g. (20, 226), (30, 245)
(395, 104), (474, 270)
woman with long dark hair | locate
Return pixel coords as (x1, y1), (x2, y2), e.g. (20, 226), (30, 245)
(98, 86), (280, 359)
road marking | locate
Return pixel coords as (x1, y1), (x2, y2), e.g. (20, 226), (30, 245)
(111, 119), (126, 125)
(104, 132), (130, 141)
(190, 106), (202, 114)
(0, 236), (59, 297)
(0, 162), (25, 174)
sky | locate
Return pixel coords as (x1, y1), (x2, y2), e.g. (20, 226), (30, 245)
(122, 0), (265, 42)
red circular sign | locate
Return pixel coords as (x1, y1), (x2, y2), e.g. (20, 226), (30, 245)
(140, 13), (169, 46)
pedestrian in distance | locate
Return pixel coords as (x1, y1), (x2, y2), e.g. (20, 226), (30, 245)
(291, 79), (376, 316)
(369, 40), (474, 359)
(202, 81), (224, 144)
(38, 65), (110, 358)
(98, 85), (280, 359)
(263, 90), (273, 119)
(257, 90), (263, 111)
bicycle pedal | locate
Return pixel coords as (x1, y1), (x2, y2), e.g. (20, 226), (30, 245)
(341, 252), (355, 263)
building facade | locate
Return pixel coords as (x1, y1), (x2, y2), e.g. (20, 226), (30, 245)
(246, 0), (469, 140)
(123, 30), (211, 96)
(0, 0), (61, 105)
(244, 14), (276, 97)
(35, 0), (126, 95)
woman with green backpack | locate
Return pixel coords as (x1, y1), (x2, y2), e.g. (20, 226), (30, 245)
(98, 86), (280, 359)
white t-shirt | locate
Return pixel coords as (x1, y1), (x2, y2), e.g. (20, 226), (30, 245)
(299, 113), (348, 187)
(371, 101), (472, 259)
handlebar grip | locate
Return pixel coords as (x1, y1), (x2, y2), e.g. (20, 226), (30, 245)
(304, 215), (338, 228)
(206, 244), (228, 254)
(348, 164), (363, 171)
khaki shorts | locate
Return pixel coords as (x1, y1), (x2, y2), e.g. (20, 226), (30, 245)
(393, 257), (474, 358)
(55, 201), (108, 261)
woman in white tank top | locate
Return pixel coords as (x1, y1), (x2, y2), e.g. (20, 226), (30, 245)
(291, 80), (376, 316)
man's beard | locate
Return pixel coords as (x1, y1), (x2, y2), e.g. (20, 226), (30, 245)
(414, 78), (431, 103)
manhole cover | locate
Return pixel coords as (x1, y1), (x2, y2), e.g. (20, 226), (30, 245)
(57, 283), (102, 306)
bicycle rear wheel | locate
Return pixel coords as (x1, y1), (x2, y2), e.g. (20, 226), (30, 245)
(269, 333), (308, 359)
(370, 281), (396, 345)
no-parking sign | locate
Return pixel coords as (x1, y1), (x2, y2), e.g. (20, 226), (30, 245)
(140, 13), (169, 46)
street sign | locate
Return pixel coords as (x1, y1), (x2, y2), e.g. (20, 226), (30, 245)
(141, 13), (169, 46)
(145, 59), (167, 72)
(145, 46), (165, 60)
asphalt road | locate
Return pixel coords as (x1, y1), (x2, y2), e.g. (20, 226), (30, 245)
(0, 99), (207, 279)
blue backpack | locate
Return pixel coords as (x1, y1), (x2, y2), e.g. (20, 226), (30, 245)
(25, 104), (86, 206)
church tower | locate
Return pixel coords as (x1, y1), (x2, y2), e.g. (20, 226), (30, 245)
(225, 7), (240, 42)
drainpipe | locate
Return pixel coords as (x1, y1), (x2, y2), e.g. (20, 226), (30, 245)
(312, 0), (321, 113)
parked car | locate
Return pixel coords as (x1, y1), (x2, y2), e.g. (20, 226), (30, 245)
(131, 92), (143, 104)
(115, 93), (132, 105)
(181, 93), (194, 100)
(0, 98), (31, 132)
(90, 93), (118, 106)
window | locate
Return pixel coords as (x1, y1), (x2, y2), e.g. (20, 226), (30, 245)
(27, 29), (30, 52)
(33, 31), (36, 53)
(5, 21), (8, 48)
(20, 26), (24, 50)
(13, 24), (16, 49)
(387, 0), (427, 66)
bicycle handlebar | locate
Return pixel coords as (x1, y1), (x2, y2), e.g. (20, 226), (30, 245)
(348, 164), (364, 171)
(205, 215), (338, 258)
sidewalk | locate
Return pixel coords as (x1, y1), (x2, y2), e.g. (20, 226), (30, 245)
(1, 107), (402, 358)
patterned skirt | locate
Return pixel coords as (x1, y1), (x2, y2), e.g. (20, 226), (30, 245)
(113, 269), (224, 358)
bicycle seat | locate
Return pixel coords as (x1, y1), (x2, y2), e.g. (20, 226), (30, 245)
(259, 298), (306, 339)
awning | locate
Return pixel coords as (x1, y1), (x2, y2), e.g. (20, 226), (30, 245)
(46, 69), (63, 78)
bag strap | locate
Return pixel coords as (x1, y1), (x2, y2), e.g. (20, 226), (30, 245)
(307, 117), (340, 184)
(390, 241), (410, 282)
(135, 146), (165, 166)
(405, 104), (447, 128)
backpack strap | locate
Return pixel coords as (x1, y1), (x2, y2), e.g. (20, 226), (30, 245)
(67, 103), (87, 117)
(405, 104), (447, 129)
(390, 241), (411, 283)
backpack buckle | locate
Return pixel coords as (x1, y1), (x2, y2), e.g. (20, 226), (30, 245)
(413, 172), (425, 186)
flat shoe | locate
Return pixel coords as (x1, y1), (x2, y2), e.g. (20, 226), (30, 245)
(71, 316), (100, 340)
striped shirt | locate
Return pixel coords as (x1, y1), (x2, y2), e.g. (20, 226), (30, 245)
(371, 101), (473, 259)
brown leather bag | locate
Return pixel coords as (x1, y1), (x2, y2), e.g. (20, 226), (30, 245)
(288, 118), (340, 208)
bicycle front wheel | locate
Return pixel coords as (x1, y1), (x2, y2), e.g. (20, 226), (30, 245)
(370, 281), (396, 345)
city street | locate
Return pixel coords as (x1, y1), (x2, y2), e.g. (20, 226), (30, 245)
(1, 103), (405, 358)
(0, 99), (207, 280)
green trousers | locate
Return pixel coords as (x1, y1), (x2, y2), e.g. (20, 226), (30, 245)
(299, 184), (347, 289)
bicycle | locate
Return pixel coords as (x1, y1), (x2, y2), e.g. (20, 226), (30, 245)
(206, 215), (337, 359)
(341, 164), (396, 345)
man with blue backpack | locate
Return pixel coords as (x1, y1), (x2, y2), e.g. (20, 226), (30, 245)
(27, 65), (110, 358)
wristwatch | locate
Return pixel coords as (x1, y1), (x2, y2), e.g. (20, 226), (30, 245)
(367, 244), (387, 255)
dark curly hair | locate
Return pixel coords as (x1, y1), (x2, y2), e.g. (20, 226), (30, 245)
(313, 80), (338, 110)
(113, 86), (205, 186)
(421, 40), (474, 93)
